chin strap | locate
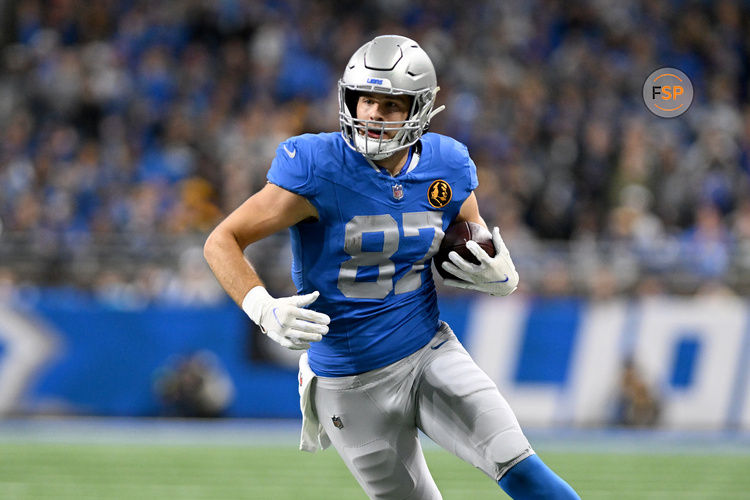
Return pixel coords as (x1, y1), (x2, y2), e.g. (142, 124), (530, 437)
(354, 133), (398, 162)
(364, 156), (380, 172)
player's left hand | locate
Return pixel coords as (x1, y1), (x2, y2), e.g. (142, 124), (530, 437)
(441, 226), (519, 296)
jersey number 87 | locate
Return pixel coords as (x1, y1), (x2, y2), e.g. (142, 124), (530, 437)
(337, 211), (444, 299)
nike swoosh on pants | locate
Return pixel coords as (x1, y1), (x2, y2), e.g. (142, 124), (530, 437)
(431, 339), (449, 350)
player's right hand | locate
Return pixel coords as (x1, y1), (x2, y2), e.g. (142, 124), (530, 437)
(242, 287), (330, 350)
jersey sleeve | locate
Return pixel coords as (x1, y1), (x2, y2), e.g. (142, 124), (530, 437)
(267, 137), (317, 198)
(447, 137), (479, 197)
(464, 146), (479, 192)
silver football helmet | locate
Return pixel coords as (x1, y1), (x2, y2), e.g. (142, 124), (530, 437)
(338, 35), (445, 160)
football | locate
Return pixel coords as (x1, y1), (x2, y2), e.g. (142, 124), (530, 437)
(433, 221), (496, 280)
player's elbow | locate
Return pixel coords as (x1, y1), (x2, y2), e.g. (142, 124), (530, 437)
(203, 228), (219, 267)
(203, 224), (236, 267)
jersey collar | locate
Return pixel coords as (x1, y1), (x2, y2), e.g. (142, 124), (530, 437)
(363, 141), (422, 177)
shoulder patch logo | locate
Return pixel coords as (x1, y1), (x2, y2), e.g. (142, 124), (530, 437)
(428, 179), (452, 208)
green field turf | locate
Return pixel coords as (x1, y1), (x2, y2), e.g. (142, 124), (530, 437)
(2, 442), (749, 499)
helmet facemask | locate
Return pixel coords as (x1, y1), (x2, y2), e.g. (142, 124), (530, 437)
(339, 86), (440, 160)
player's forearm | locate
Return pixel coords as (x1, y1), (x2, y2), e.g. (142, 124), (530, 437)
(203, 227), (264, 307)
(455, 192), (487, 228)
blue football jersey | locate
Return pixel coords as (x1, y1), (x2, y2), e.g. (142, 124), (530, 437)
(267, 132), (478, 376)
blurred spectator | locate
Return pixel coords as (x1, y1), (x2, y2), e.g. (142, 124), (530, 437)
(93, 269), (147, 309)
(153, 350), (235, 418)
(680, 203), (732, 281)
(634, 276), (667, 297)
(0, 267), (19, 303)
(613, 357), (661, 428)
(586, 267), (620, 301)
(160, 245), (226, 306)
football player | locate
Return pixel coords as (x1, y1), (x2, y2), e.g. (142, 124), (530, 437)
(204, 35), (579, 499)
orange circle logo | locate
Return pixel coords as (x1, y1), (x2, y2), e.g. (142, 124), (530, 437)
(643, 68), (693, 118)
(428, 180), (452, 208)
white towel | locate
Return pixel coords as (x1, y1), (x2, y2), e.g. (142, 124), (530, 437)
(298, 352), (331, 453)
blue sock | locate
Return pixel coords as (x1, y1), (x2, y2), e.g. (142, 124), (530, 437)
(498, 454), (580, 499)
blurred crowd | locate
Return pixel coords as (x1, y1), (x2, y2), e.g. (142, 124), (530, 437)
(1, 0), (750, 304)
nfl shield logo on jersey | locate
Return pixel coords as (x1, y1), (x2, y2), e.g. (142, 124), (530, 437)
(392, 184), (404, 200)
(331, 415), (344, 429)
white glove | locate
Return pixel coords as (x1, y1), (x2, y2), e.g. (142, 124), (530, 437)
(441, 226), (519, 296)
(242, 287), (330, 350)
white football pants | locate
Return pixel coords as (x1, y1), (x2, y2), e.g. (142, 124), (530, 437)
(311, 322), (533, 499)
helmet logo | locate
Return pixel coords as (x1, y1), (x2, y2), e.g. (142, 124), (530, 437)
(367, 78), (384, 85)
(428, 180), (452, 208)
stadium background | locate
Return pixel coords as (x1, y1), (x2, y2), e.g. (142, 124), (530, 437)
(1, 0), (750, 498)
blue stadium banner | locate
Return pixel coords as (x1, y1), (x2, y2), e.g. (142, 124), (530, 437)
(0, 294), (749, 429)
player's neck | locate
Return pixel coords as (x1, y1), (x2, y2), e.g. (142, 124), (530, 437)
(374, 148), (409, 176)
